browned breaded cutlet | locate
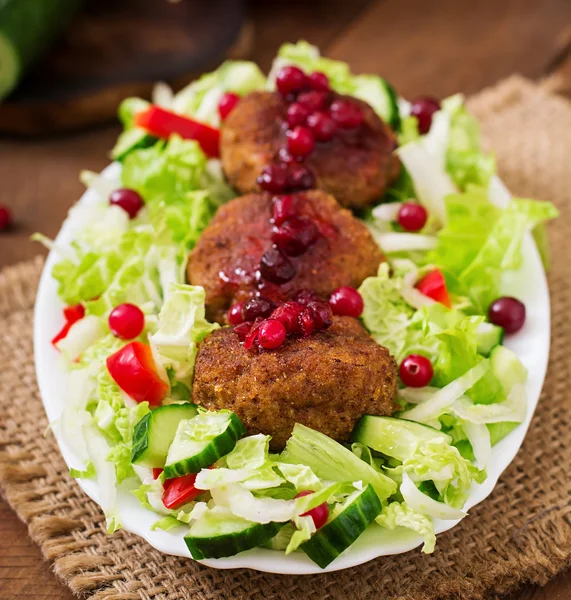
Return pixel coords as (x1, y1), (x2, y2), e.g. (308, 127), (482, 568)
(192, 317), (398, 450)
(220, 91), (400, 210)
(186, 190), (384, 324)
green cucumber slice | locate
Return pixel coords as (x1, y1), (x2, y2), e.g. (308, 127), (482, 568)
(0, 0), (84, 100)
(164, 410), (245, 478)
(353, 75), (400, 130)
(185, 507), (284, 559)
(476, 322), (504, 356)
(131, 403), (198, 468)
(301, 484), (382, 568)
(352, 416), (451, 462)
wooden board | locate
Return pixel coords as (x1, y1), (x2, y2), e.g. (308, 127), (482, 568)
(0, 0), (248, 135)
(2, 1), (571, 599)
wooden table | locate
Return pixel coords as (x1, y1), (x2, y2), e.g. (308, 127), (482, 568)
(1, 1), (571, 598)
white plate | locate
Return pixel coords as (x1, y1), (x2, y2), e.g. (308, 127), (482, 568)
(34, 165), (550, 574)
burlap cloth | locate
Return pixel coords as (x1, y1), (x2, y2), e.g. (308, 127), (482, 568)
(0, 76), (570, 600)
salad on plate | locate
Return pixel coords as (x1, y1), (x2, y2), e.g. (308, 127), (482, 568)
(35, 41), (558, 571)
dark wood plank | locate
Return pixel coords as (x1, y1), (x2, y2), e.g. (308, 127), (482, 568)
(326, 0), (571, 99)
(0, 500), (74, 600)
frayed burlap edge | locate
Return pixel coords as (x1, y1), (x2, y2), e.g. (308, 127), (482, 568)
(1, 77), (570, 600)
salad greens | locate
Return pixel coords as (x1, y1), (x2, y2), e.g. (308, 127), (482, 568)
(40, 41), (557, 568)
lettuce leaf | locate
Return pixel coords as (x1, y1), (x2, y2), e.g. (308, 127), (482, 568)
(376, 502), (436, 553)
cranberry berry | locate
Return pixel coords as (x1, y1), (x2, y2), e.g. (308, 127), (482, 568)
(218, 92), (240, 120)
(488, 296), (526, 334)
(329, 286), (364, 318)
(410, 97), (441, 134)
(308, 72), (330, 92)
(398, 202), (428, 232)
(307, 111), (337, 142)
(276, 66), (307, 96)
(259, 247), (296, 284)
(108, 303), (145, 340)
(297, 90), (328, 112)
(110, 188), (144, 219)
(0, 205), (13, 231)
(258, 319), (287, 349)
(287, 126), (315, 158)
(298, 308), (315, 337)
(233, 321), (254, 342)
(272, 195), (297, 225)
(287, 103), (310, 128)
(287, 164), (316, 191)
(242, 297), (275, 321)
(257, 164), (288, 193)
(271, 301), (304, 333)
(306, 300), (333, 330)
(272, 216), (319, 257)
(399, 354), (434, 388)
(294, 289), (321, 306)
(329, 98), (364, 129)
(228, 302), (244, 325)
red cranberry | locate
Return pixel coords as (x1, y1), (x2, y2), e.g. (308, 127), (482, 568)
(410, 97), (441, 134)
(218, 92), (240, 120)
(257, 164), (288, 193)
(298, 309), (315, 337)
(329, 287), (364, 318)
(244, 320), (264, 350)
(296, 490), (329, 529)
(258, 319), (287, 349)
(228, 302), (244, 325)
(398, 202), (428, 232)
(259, 247), (296, 284)
(308, 72), (330, 92)
(272, 216), (319, 257)
(0, 206), (13, 231)
(306, 300), (333, 330)
(287, 126), (315, 158)
(108, 303), (145, 340)
(296, 90), (328, 112)
(307, 111), (337, 142)
(271, 302), (304, 333)
(233, 321), (254, 342)
(287, 103), (310, 128)
(242, 297), (274, 321)
(109, 189), (144, 219)
(276, 66), (307, 96)
(294, 289), (321, 306)
(287, 164), (316, 191)
(272, 195), (297, 225)
(329, 99), (364, 129)
(488, 297), (526, 334)
(399, 354), (434, 387)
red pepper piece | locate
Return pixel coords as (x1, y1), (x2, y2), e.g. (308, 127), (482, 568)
(416, 269), (452, 308)
(162, 473), (205, 509)
(106, 341), (169, 406)
(135, 106), (220, 158)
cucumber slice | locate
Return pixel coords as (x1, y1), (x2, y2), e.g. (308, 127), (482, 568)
(164, 410), (245, 478)
(352, 416), (451, 462)
(111, 128), (156, 162)
(0, 0), (84, 99)
(131, 403), (198, 468)
(185, 507), (284, 559)
(301, 484), (382, 568)
(490, 345), (527, 394)
(353, 75), (400, 130)
(476, 322), (504, 356)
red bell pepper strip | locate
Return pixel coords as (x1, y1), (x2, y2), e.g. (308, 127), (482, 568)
(106, 341), (169, 406)
(134, 106), (220, 158)
(416, 269), (452, 308)
(52, 304), (86, 347)
(152, 468), (164, 480)
(162, 473), (205, 510)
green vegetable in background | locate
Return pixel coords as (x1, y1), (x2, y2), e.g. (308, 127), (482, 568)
(0, 0), (84, 100)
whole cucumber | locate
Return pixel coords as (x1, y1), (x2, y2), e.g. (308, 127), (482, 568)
(0, 0), (84, 99)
